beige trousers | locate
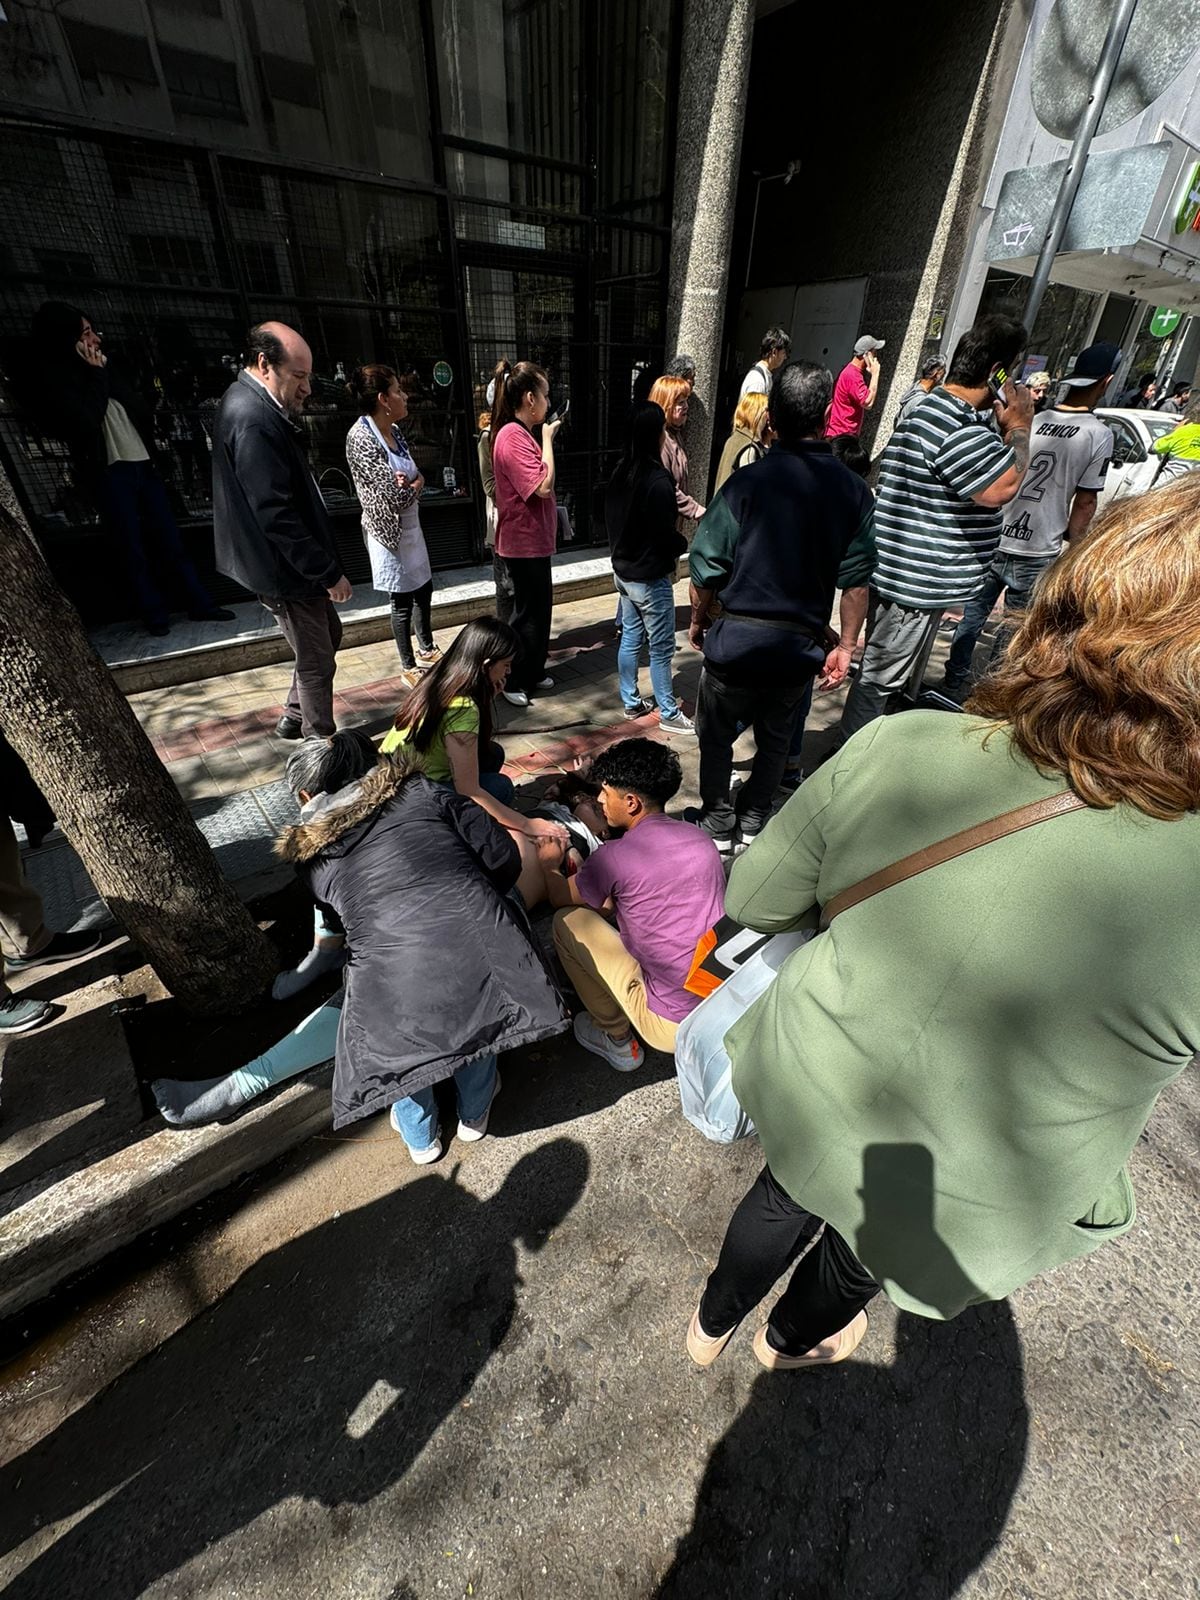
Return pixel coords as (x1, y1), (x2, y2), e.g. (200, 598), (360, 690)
(0, 814), (49, 1000)
(553, 906), (678, 1053)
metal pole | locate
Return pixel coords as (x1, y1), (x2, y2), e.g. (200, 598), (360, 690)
(1022, 0), (1139, 335)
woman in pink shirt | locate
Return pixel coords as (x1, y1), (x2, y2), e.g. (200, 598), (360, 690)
(490, 360), (563, 708)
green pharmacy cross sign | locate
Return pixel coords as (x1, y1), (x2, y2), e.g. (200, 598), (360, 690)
(1149, 307), (1182, 338)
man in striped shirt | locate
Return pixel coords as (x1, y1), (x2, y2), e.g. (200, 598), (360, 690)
(837, 315), (1033, 740)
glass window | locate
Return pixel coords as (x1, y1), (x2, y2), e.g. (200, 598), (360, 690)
(63, 20), (158, 87)
(159, 46), (246, 123)
(598, 0), (674, 223)
(432, 0), (583, 163)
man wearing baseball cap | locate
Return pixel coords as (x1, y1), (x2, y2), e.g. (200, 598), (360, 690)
(827, 335), (885, 438)
(942, 340), (1118, 700)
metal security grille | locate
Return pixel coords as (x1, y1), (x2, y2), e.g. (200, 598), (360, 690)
(0, 120), (476, 616)
(0, 0), (679, 622)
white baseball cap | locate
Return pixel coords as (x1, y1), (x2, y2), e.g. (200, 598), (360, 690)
(854, 335), (885, 356)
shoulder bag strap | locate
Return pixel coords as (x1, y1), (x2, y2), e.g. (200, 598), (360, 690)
(818, 791), (1085, 931)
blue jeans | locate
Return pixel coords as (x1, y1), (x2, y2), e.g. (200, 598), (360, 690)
(945, 552), (1054, 688)
(95, 460), (215, 628)
(391, 1054), (498, 1149)
(615, 575), (679, 718)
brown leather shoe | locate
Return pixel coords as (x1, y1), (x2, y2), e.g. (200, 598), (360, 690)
(686, 1306), (736, 1368)
(752, 1309), (869, 1371)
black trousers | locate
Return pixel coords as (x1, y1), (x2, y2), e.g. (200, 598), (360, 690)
(696, 667), (810, 837)
(700, 1165), (880, 1354)
(506, 554), (553, 693)
(390, 579), (434, 666)
(491, 551), (515, 626)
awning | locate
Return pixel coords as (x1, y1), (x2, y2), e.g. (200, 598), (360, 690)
(986, 138), (1200, 310)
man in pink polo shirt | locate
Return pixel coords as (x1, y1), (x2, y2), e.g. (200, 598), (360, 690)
(828, 335), (885, 438)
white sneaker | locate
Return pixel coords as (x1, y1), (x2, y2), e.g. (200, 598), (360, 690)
(501, 688), (531, 708)
(659, 710), (696, 735)
(572, 1012), (643, 1072)
(390, 1103), (442, 1164)
(457, 1070), (501, 1142)
(535, 675), (555, 690)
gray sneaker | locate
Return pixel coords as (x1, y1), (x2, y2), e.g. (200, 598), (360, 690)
(659, 710), (696, 736)
(0, 994), (53, 1035)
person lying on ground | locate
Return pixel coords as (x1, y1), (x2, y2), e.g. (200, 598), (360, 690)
(545, 738), (725, 1071)
(275, 731), (569, 1164)
(542, 771), (612, 846)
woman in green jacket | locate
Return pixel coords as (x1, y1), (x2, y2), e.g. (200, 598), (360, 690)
(687, 478), (1200, 1372)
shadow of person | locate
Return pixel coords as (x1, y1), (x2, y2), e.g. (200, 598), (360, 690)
(657, 1301), (1027, 1598)
(658, 1143), (1028, 1596)
(0, 1138), (590, 1598)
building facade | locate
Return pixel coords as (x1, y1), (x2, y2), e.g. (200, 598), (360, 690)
(0, 0), (679, 622)
(945, 0), (1200, 409)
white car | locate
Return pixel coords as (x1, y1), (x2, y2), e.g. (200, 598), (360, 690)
(1095, 407), (1180, 508)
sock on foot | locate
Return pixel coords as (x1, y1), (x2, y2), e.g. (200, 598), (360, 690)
(152, 1072), (256, 1128)
(272, 943), (346, 1001)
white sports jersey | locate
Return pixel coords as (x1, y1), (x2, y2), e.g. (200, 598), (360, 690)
(998, 408), (1112, 559)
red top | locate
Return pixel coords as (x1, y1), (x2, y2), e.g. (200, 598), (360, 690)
(493, 421), (557, 558)
(827, 361), (870, 438)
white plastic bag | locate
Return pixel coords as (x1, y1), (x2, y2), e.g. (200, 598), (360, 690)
(674, 928), (814, 1143)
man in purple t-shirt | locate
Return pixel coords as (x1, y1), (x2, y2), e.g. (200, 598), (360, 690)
(545, 739), (725, 1071)
(827, 334), (885, 438)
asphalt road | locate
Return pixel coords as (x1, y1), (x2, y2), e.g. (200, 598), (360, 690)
(0, 1032), (1196, 1599)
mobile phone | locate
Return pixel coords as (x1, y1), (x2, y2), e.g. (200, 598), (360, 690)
(988, 366), (1009, 403)
(550, 398), (570, 425)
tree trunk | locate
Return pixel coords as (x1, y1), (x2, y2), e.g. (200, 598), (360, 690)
(0, 489), (279, 1014)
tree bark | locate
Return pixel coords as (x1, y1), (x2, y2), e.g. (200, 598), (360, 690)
(0, 490), (279, 1014)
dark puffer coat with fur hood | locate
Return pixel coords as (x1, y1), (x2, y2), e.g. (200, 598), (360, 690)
(277, 756), (569, 1128)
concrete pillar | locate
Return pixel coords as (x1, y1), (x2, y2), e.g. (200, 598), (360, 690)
(665, 0), (756, 498)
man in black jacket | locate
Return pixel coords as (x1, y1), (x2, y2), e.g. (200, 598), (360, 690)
(687, 361), (875, 852)
(27, 303), (232, 638)
(212, 322), (351, 739)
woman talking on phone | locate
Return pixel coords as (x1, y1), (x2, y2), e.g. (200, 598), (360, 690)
(344, 363), (439, 673)
(489, 359), (561, 708)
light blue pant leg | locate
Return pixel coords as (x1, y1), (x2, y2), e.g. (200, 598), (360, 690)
(639, 576), (680, 719)
(231, 998), (343, 1098)
(391, 1054), (498, 1149)
(615, 580), (648, 710)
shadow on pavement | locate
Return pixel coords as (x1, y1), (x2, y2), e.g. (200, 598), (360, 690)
(489, 1029), (678, 1139)
(657, 1299), (1028, 1597)
(0, 1138), (590, 1598)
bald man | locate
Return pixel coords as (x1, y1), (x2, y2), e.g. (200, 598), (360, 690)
(212, 322), (351, 739)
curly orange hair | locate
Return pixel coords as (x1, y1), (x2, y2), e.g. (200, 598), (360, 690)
(969, 476), (1200, 819)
